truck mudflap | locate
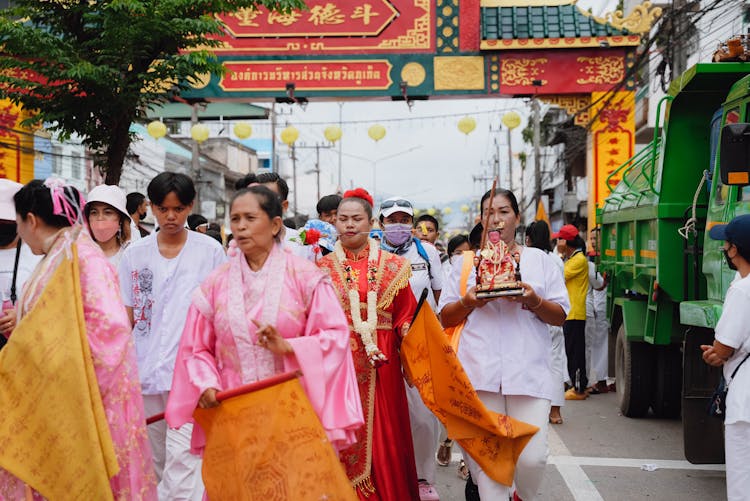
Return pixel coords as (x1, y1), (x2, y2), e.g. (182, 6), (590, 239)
(682, 327), (724, 464)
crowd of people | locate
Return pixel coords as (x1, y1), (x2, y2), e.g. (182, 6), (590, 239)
(0, 170), (693, 501)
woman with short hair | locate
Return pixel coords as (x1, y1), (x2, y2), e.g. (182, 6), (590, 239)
(166, 185), (363, 456)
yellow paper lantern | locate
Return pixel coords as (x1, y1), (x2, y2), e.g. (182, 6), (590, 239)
(280, 126), (299, 146)
(234, 122), (252, 139)
(368, 124), (386, 142)
(413, 208), (421, 216)
(427, 208), (436, 216)
(324, 125), (343, 143)
(460, 204), (470, 213)
(146, 120), (167, 140)
(457, 116), (476, 135)
(502, 111), (522, 130)
(443, 207), (452, 215)
(190, 124), (210, 143)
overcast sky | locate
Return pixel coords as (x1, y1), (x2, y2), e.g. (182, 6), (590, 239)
(249, 0), (619, 218)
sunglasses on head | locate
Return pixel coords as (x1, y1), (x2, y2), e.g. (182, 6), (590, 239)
(380, 199), (412, 210)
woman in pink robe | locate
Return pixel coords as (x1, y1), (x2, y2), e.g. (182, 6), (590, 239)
(0, 179), (156, 500)
(165, 185), (363, 454)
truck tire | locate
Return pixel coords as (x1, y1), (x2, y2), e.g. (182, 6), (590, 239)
(651, 344), (682, 419)
(615, 324), (655, 417)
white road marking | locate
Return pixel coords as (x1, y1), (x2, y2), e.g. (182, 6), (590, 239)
(548, 427), (605, 501)
(549, 455), (726, 471)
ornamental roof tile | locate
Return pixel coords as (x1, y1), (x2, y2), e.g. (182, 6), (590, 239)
(481, 4), (632, 43)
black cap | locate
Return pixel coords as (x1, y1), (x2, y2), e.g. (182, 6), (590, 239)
(709, 214), (750, 249)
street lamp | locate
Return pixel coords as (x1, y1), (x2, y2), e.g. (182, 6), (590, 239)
(342, 145), (423, 203)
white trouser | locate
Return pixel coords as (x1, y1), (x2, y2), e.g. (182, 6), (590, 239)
(143, 392), (205, 501)
(549, 325), (567, 407)
(465, 392), (550, 500)
(406, 381), (440, 484)
(585, 312), (609, 383)
(725, 421), (750, 501)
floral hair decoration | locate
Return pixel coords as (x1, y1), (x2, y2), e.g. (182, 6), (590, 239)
(44, 177), (85, 226)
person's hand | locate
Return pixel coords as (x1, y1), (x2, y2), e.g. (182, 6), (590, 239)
(198, 388), (220, 408)
(701, 344), (726, 367)
(253, 320), (294, 355)
(0, 307), (16, 335)
(502, 282), (542, 309)
(461, 286), (495, 309)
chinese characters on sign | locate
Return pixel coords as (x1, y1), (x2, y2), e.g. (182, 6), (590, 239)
(224, 1), (397, 37)
(590, 91), (636, 220)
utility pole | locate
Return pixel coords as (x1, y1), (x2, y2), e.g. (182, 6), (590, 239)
(315, 143), (321, 201)
(531, 98), (542, 212)
(291, 142), (297, 215)
(506, 126), (513, 193)
(270, 102), (277, 173)
(337, 102), (344, 193)
(190, 104), (202, 211)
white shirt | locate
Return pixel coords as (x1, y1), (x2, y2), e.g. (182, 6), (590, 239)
(118, 231), (227, 394)
(0, 243), (41, 306)
(129, 220), (141, 241)
(402, 240), (443, 311)
(715, 273), (750, 424)
(586, 261), (607, 316)
(438, 247), (570, 400)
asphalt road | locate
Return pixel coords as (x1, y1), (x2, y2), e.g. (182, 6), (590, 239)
(433, 389), (727, 500)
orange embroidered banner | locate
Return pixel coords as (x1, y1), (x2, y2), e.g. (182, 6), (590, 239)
(193, 376), (357, 501)
(401, 302), (539, 487)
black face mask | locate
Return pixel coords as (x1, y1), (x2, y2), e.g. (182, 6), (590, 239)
(0, 224), (17, 247)
(138, 211), (147, 220)
(724, 249), (738, 271)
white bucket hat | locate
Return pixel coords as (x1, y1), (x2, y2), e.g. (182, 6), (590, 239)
(86, 185), (132, 222)
(0, 179), (23, 222)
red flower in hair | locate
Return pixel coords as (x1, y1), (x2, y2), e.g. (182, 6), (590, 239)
(343, 188), (374, 207)
(304, 228), (321, 245)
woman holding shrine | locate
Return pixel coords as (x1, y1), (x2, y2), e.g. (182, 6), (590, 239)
(318, 188), (420, 500)
(438, 188), (569, 501)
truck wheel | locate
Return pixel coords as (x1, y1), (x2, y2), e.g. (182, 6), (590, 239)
(652, 344), (682, 419)
(616, 324), (655, 417)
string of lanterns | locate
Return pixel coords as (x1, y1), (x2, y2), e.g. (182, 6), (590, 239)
(145, 112), (525, 144)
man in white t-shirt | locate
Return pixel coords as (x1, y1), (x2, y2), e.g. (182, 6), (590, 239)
(379, 196), (442, 501)
(701, 214), (750, 501)
(0, 179), (41, 348)
(119, 173), (226, 501)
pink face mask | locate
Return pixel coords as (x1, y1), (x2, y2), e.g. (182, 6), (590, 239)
(90, 220), (120, 243)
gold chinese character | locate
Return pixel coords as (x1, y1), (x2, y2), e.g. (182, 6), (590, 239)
(351, 4), (379, 25)
(268, 10), (302, 26)
(233, 8), (261, 27)
(308, 3), (345, 25)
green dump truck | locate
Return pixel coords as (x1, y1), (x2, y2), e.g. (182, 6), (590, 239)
(598, 62), (750, 464)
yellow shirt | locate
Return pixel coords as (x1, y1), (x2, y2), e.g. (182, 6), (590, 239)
(564, 251), (588, 320)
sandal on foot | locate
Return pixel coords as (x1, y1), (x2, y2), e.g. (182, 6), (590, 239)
(457, 459), (469, 481)
(436, 439), (452, 466)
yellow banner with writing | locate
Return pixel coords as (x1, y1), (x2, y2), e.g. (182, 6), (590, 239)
(0, 245), (118, 500)
(193, 377), (357, 501)
(0, 99), (35, 183)
(589, 91), (635, 224)
(401, 303), (539, 487)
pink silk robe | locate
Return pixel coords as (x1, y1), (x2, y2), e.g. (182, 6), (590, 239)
(165, 245), (364, 454)
(0, 230), (157, 501)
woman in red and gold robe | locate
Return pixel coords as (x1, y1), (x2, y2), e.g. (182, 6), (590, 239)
(318, 188), (419, 501)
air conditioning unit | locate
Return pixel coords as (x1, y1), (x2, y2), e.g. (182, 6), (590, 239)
(563, 192), (578, 213)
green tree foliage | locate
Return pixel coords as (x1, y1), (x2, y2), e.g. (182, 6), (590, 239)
(0, 0), (303, 184)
